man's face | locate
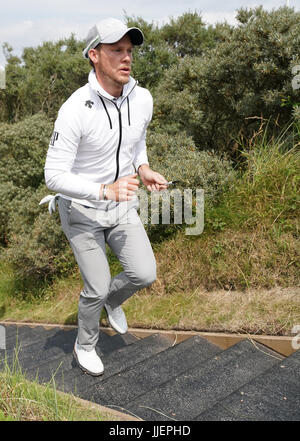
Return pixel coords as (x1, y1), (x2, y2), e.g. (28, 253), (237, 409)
(93, 34), (133, 91)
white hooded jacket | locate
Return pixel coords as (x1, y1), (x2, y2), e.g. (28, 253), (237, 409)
(43, 69), (152, 211)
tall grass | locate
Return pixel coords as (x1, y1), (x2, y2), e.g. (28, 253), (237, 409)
(152, 122), (300, 292)
(0, 349), (117, 421)
(207, 121), (299, 233)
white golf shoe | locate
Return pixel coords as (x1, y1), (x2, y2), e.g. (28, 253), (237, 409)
(105, 304), (128, 334)
(73, 338), (104, 376)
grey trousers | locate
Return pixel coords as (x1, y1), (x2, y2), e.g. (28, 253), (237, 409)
(58, 197), (156, 350)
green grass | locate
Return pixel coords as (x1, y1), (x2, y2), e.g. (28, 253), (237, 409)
(206, 129), (299, 233)
(0, 353), (120, 421)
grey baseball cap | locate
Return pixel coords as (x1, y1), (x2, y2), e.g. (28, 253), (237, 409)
(82, 18), (144, 58)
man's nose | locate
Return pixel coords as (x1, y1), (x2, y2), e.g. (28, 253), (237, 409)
(122, 51), (132, 62)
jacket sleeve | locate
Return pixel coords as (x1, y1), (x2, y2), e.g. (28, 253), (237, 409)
(133, 90), (153, 171)
(44, 100), (102, 200)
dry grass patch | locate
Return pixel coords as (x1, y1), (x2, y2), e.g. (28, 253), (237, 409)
(125, 286), (300, 336)
(152, 225), (299, 293)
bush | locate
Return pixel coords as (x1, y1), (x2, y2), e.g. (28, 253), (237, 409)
(126, 12), (222, 90)
(0, 113), (53, 245)
(147, 131), (236, 203)
(159, 12), (224, 57)
(0, 36), (90, 122)
(125, 16), (178, 90)
(153, 6), (300, 157)
(141, 131), (236, 242)
(0, 113), (52, 189)
(5, 185), (75, 281)
(0, 112), (74, 281)
(0, 181), (19, 245)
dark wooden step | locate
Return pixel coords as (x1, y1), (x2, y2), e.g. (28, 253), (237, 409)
(83, 335), (221, 410)
(194, 347), (300, 421)
(123, 339), (283, 421)
(32, 333), (174, 394)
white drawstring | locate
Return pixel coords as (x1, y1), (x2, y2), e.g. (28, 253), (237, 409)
(39, 194), (59, 214)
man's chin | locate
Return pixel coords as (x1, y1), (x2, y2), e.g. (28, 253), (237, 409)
(120, 77), (130, 85)
(118, 72), (130, 84)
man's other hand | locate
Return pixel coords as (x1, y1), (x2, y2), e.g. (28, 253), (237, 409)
(106, 174), (140, 201)
(138, 164), (168, 192)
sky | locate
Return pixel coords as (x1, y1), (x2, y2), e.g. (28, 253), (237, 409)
(0, 0), (299, 68)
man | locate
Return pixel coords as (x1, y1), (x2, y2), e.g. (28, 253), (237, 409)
(43, 18), (167, 376)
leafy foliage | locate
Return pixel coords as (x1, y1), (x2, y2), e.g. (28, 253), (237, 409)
(0, 114), (73, 278)
(0, 113), (52, 189)
(5, 185), (74, 280)
(159, 12), (223, 57)
(0, 36), (90, 122)
(147, 131), (236, 203)
(125, 16), (178, 90)
(153, 6), (300, 156)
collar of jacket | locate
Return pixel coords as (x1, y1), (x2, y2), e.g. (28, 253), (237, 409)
(88, 69), (137, 103)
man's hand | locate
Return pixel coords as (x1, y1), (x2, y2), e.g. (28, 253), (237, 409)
(105, 174), (140, 201)
(138, 164), (168, 191)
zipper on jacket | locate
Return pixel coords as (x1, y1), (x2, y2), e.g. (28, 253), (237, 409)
(97, 81), (137, 183)
(111, 102), (122, 182)
(127, 97), (131, 126)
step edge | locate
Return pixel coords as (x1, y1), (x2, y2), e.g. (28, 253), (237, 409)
(0, 320), (295, 356)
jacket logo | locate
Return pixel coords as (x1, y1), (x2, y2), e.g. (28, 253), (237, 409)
(85, 100), (94, 108)
(50, 131), (59, 146)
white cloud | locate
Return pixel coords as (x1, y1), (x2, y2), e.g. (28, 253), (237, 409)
(0, 20), (34, 41)
(202, 11), (238, 25)
(0, 18), (88, 64)
(0, 0), (299, 66)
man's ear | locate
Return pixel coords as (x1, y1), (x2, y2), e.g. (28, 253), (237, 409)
(88, 48), (100, 65)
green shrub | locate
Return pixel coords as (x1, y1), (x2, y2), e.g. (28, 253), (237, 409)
(147, 131), (236, 203)
(0, 113), (53, 246)
(142, 131), (236, 242)
(159, 12), (223, 58)
(126, 12), (222, 90)
(0, 181), (19, 244)
(0, 111), (74, 280)
(0, 113), (52, 189)
(0, 36), (90, 122)
(5, 185), (75, 281)
(153, 6), (300, 156)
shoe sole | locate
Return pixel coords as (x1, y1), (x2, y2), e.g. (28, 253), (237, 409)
(105, 306), (128, 335)
(107, 318), (127, 334)
(73, 349), (104, 377)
